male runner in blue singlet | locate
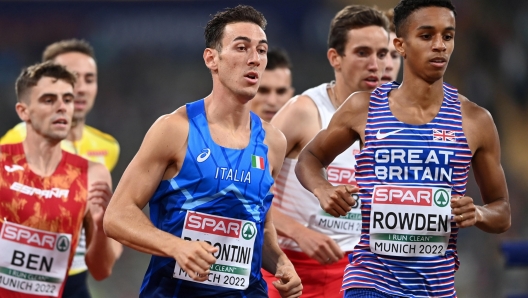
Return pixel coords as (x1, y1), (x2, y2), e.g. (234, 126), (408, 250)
(103, 5), (302, 298)
(295, 0), (511, 297)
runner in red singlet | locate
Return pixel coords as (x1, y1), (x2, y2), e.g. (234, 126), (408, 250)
(0, 62), (113, 298)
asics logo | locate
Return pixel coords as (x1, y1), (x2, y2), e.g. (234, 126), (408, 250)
(197, 148), (211, 163)
(376, 129), (404, 140)
(4, 165), (24, 173)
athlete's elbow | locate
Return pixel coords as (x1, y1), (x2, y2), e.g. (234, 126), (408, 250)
(294, 155), (306, 182)
(479, 217), (511, 234)
(91, 266), (113, 281)
(496, 217), (511, 234)
(85, 254), (114, 281)
(494, 205), (512, 234)
(102, 211), (119, 240)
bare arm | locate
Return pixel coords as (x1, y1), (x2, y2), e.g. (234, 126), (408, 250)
(84, 161), (122, 280)
(103, 109), (217, 281)
(260, 123), (289, 274)
(454, 98), (510, 233)
(261, 210), (294, 275)
(271, 95), (320, 159)
(270, 95), (344, 263)
(269, 95), (317, 238)
(260, 123), (302, 298)
(295, 92), (368, 217)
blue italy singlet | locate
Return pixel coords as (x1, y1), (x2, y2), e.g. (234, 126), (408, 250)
(342, 82), (472, 298)
(140, 99), (274, 298)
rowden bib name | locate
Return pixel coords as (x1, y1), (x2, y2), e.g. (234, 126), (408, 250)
(174, 212), (257, 290)
(369, 185), (452, 257)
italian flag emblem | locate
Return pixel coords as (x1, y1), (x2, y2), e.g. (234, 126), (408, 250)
(251, 155), (265, 170)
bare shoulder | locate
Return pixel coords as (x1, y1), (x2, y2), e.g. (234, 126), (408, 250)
(144, 106), (189, 149)
(262, 121), (287, 153)
(274, 94), (319, 123)
(459, 94), (494, 124)
(341, 91), (371, 114)
(132, 105), (191, 167)
(335, 91), (371, 132)
(459, 94), (498, 152)
(150, 106), (190, 137)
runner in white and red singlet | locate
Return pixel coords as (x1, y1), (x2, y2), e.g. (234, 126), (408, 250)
(262, 5), (390, 298)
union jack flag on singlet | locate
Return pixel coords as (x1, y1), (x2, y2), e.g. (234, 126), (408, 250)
(342, 82), (472, 297)
(433, 129), (457, 142)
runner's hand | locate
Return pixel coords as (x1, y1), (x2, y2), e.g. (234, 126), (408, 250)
(294, 228), (344, 265)
(313, 185), (359, 217)
(451, 196), (480, 228)
(272, 264), (302, 298)
(88, 181), (113, 229)
(174, 240), (218, 282)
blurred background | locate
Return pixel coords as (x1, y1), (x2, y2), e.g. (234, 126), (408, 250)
(0, 0), (527, 297)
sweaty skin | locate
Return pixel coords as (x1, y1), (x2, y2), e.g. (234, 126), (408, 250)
(295, 6), (510, 234)
(104, 21), (302, 297)
(268, 23), (389, 264)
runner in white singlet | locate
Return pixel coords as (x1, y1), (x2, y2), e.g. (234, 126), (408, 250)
(262, 6), (390, 298)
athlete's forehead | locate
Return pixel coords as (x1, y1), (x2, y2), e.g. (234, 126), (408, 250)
(53, 52), (97, 76)
(345, 26), (389, 51)
(221, 22), (267, 47)
(405, 7), (455, 34)
(259, 68), (292, 87)
(31, 76), (74, 98)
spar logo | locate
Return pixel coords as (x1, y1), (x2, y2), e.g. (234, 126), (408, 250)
(327, 166), (356, 185)
(434, 189), (449, 207)
(2, 222), (57, 251)
(56, 236), (70, 252)
(372, 185), (435, 206)
(185, 212), (243, 238)
(241, 222), (256, 240)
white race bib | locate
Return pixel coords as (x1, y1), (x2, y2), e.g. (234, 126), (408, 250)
(69, 228), (87, 275)
(311, 208), (361, 235)
(173, 212), (257, 290)
(369, 185), (451, 257)
(0, 221), (72, 297)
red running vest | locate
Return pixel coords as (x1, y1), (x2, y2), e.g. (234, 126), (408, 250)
(0, 143), (88, 298)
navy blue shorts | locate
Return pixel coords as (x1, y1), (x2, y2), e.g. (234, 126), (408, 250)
(63, 271), (91, 298)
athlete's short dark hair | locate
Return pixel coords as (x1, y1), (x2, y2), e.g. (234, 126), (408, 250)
(394, 0), (456, 37)
(16, 61), (76, 102)
(384, 9), (396, 33)
(328, 5), (390, 56)
(266, 48), (292, 71)
(42, 39), (95, 62)
(204, 5), (267, 51)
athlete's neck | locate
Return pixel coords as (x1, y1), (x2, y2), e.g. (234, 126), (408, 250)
(330, 78), (356, 109)
(203, 92), (252, 149)
(67, 118), (85, 142)
(22, 131), (63, 177)
(205, 92), (251, 130)
(394, 77), (445, 108)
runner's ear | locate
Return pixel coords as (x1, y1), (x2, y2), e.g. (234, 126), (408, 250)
(327, 48), (342, 71)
